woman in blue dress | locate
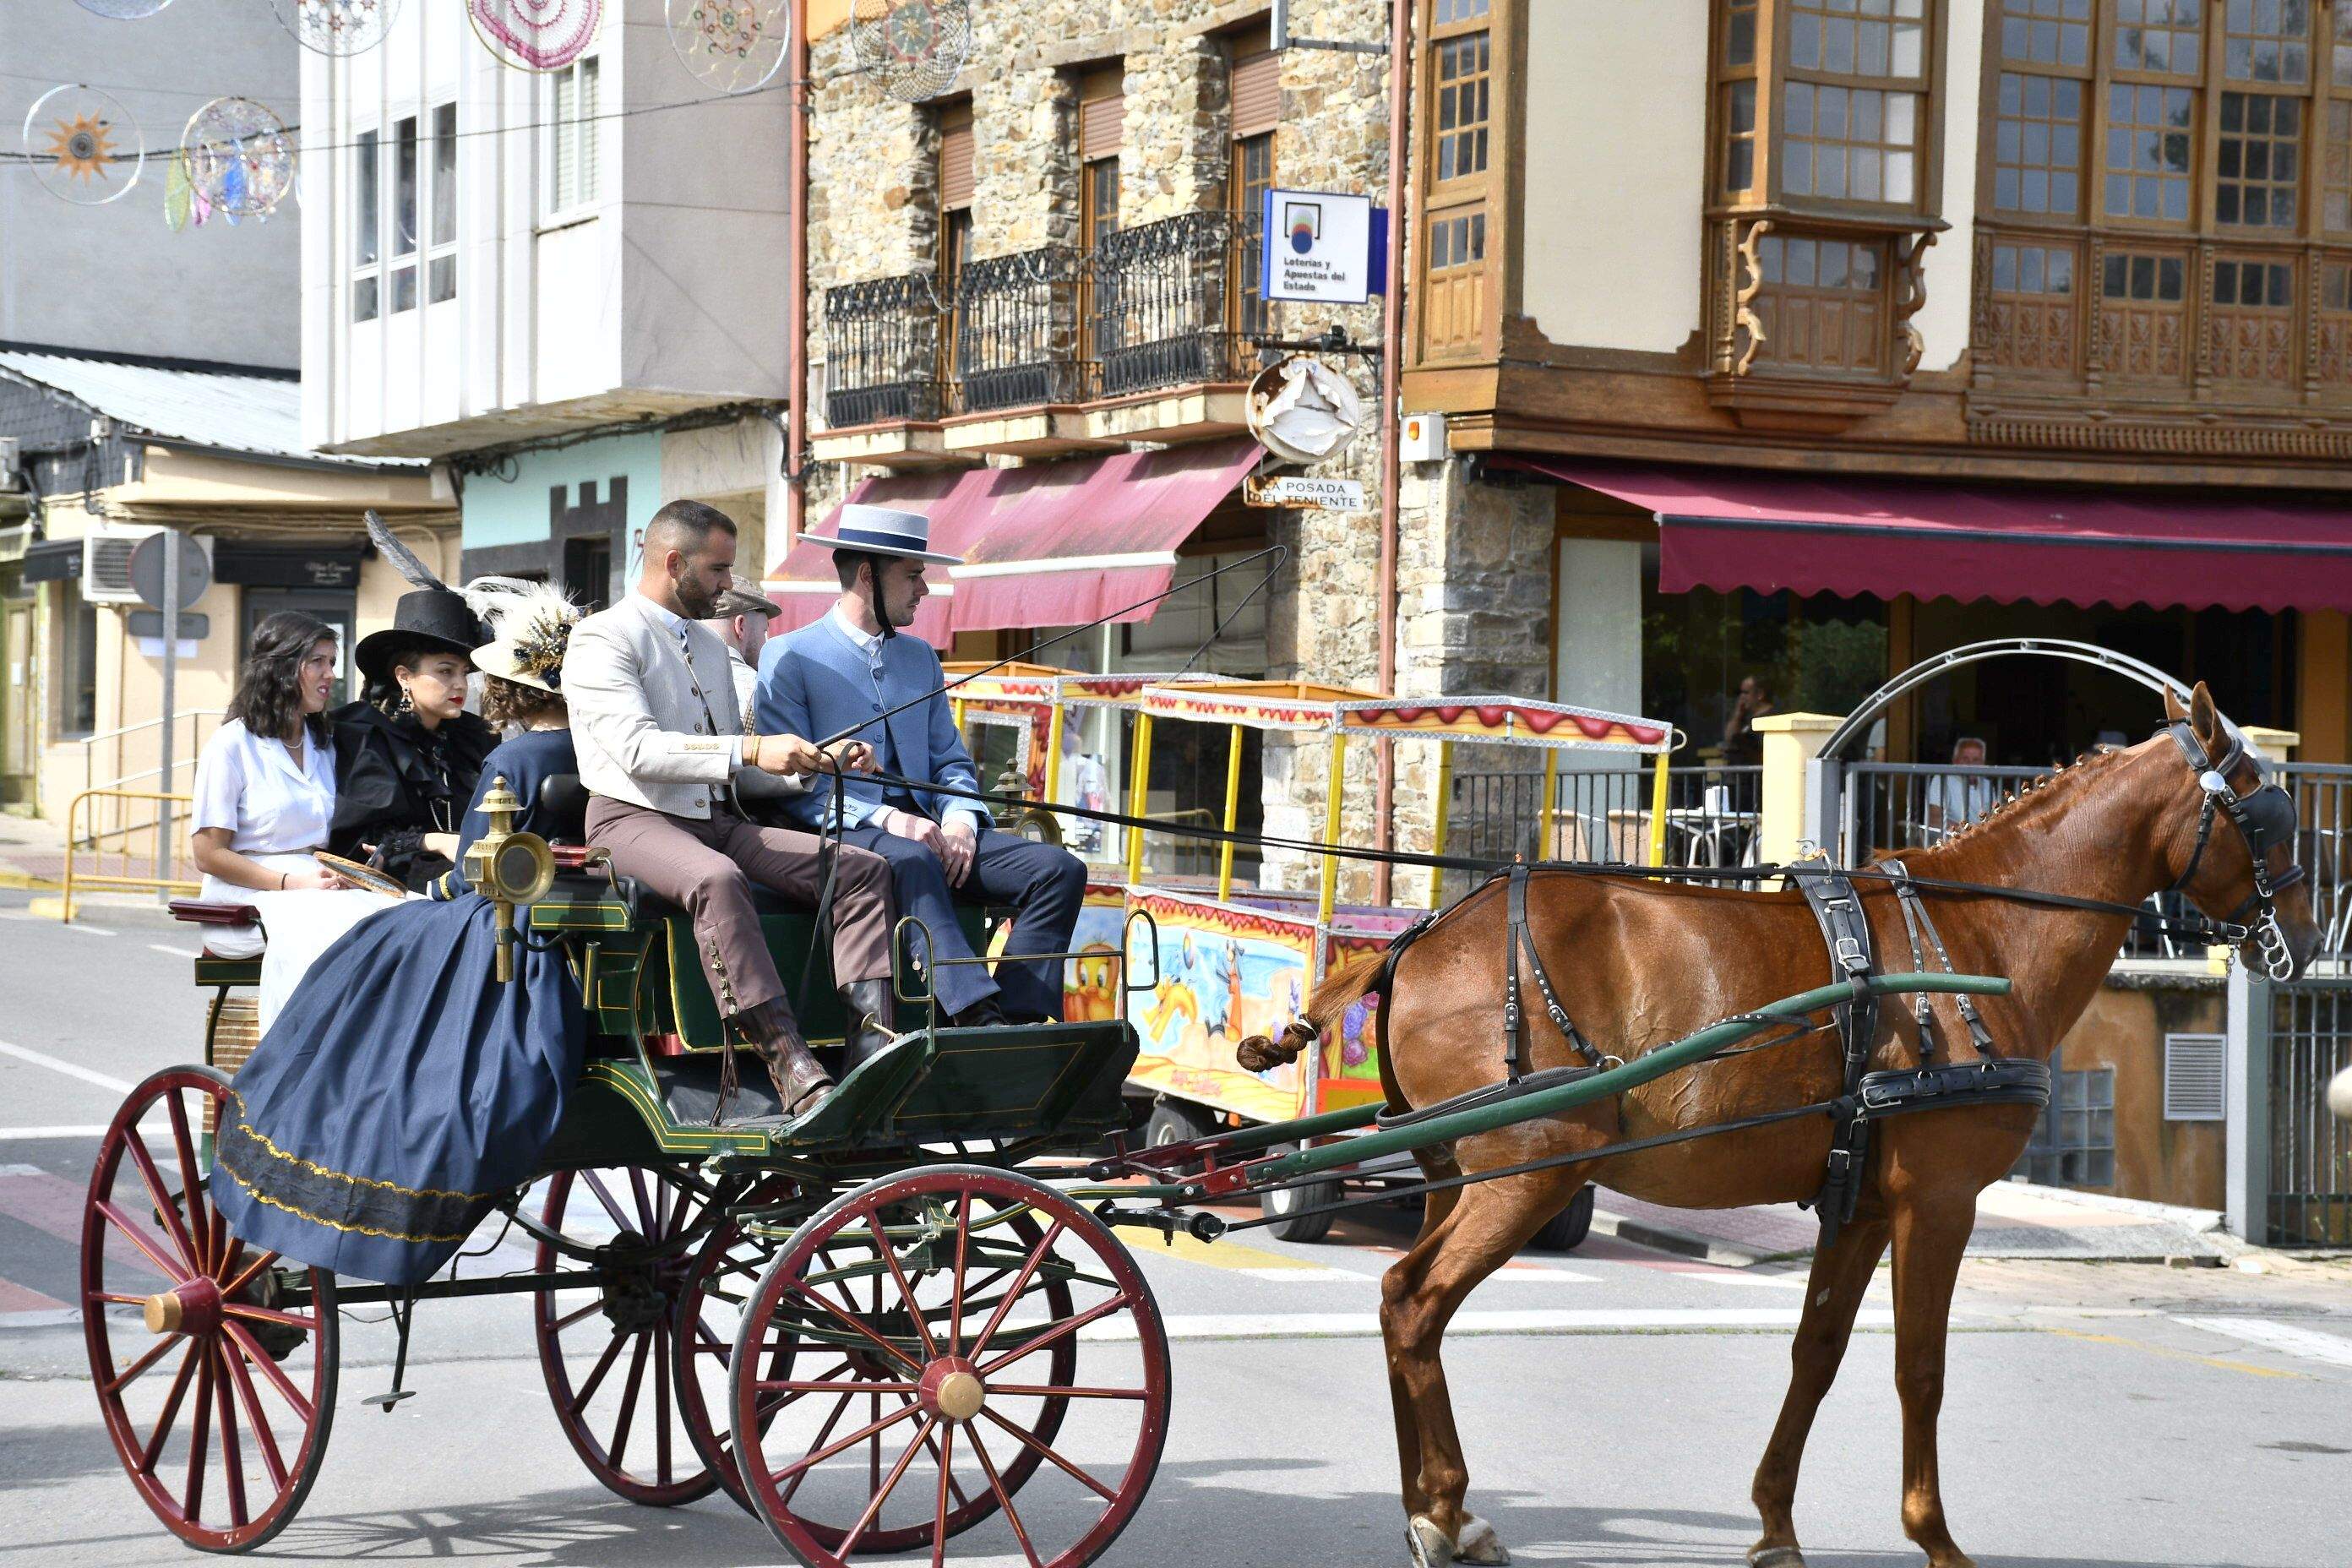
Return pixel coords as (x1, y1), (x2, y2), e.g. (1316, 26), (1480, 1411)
(211, 582), (590, 1287)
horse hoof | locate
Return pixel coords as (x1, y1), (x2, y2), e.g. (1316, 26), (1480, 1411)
(1748, 1546), (1806, 1568)
(1457, 1514), (1511, 1565)
(1406, 1516), (1456, 1568)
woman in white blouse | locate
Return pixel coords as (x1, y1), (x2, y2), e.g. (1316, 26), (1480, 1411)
(191, 612), (399, 1027)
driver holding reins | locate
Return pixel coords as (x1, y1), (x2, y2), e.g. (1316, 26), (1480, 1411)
(757, 505), (1088, 1040)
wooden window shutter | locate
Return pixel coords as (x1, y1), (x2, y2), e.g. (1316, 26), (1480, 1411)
(1080, 67), (1124, 159)
(939, 101), (974, 210)
(1231, 48), (1278, 139)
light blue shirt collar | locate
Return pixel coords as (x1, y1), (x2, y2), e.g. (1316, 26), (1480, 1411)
(828, 603), (884, 660)
(639, 594), (692, 639)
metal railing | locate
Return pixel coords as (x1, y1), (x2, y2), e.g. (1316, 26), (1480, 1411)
(1450, 765), (1764, 869)
(1091, 210), (1260, 399)
(61, 788), (199, 921)
(955, 245), (1091, 412)
(2256, 974), (2352, 1247)
(822, 270), (948, 427)
(72, 710), (226, 850)
(2280, 762), (2352, 969)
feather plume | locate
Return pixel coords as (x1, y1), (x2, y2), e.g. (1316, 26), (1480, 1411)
(365, 509), (447, 592)
(461, 574), (561, 628)
(466, 576), (583, 688)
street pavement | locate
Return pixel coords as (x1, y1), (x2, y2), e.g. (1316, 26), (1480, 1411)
(1, 890), (2349, 1568)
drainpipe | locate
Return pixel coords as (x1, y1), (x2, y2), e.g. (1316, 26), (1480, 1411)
(1371, 0), (1412, 906)
(783, 3), (811, 569)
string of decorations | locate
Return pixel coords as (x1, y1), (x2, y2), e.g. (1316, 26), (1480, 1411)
(270, 0), (402, 57)
(21, 83), (142, 205)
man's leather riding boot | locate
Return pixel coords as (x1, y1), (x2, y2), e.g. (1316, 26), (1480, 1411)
(738, 998), (834, 1119)
(838, 978), (897, 1076)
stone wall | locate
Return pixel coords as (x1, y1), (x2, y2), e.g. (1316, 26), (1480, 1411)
(799, 0), (1555, 901)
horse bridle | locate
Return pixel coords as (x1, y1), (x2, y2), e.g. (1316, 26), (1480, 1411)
(2163, 718), (2306, 979)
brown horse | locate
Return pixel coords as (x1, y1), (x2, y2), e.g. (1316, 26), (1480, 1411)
(1239, 683), (2318, 1568)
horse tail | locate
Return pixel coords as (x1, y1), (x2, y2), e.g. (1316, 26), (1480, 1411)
(1234, 950), (1389, 1073)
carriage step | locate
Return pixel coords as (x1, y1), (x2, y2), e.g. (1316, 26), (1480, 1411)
(358, 1388), (417, 1413)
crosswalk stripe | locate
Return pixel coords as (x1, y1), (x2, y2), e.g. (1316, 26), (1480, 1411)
(2175, 1316), (2352, 1370)
(0, 1040), (136, 1095)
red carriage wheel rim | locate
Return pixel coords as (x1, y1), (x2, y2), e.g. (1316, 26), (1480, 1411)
(729, 1165), (1169, 1568)
(82, 1066), (338, 1554)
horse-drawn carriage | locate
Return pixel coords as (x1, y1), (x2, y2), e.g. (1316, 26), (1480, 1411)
(77, 681), (2319, 1568)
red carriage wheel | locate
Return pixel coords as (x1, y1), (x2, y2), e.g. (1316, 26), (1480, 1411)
(532, 1163), (734, 1505)
(729, 1165), (1168, 1568)
(82, 1066), (339, 1554)
(679, 1177), (1080, 1525)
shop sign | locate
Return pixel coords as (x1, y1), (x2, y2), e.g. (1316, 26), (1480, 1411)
(1245, 474), (1368, 511)
(1260, 188), (1386, 303)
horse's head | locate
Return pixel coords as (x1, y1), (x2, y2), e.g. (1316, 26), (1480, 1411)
(2153, 681), (2319, 981)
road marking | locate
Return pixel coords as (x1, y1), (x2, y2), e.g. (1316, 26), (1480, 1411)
(1152, 1230), (1356, 1276)
(1065, 1307), (1899, 1342)
(149, 943), (201, 959)
(2041, 1325), (2300, 1380)
(0, 1309), (79, 1331)
(2175, 1316), (2352, 1370)
(0, 1041), (135, 1095)
(0, 1124), (160, 1141)
(0, 911), (116, 937)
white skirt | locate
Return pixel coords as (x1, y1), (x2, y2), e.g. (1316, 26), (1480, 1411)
(199, 853), (402, 1034)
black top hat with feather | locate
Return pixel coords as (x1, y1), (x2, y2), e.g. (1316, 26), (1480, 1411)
(356, 512), (487, 684)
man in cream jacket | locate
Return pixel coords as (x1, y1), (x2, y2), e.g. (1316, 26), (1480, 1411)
(564, 500), (893, 1119)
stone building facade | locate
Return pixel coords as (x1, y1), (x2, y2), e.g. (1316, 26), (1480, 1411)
(794, 0), (1558, 900)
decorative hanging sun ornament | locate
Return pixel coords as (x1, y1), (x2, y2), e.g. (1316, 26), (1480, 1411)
(270, 0), (400, 57)
(470, 0), (604, 72)
(666, 0), (791, 95)
(180, 97), (298, 223)
(24, 84), (142, 206)
(71, 0), (176, 17)
(850, 0), (971, 102)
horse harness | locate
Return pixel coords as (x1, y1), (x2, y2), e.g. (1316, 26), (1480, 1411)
(2164, 719), (2306, 981)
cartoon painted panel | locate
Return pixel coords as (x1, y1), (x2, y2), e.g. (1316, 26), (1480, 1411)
(1118, 889), (1319, 1124)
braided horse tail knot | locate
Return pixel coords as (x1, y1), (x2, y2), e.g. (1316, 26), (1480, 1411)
(1235, 950), (1388, 1073)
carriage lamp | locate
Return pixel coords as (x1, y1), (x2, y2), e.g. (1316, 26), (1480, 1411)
(991, 758), (1064, 847)
(461, 775), (557, 983)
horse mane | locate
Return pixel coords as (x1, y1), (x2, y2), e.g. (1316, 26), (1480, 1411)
(1886, 745), (2132, 867)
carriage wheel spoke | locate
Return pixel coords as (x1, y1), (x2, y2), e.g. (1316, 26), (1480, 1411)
(551, 1297), (604, 1332)
(96, 1200), (191, 1285)
(779, 1389), (856, 1505)
(977, 1291), (1131, 1378)
(663, 1174), (697, 1240)
(212, 1342), (249, 1528)
(88, 1290), (150, 1309)
(919, 1420), (973, 1512)
(754, 1378), (917, 1395)
(869, 1214), (939, 1360)
(781, 1277), (923, 1375)
(220, 1301), (314, 1331)
(605, 1331), (652, 1473)
(988, 1382), (1148, 1400)
(928, 1420), (956, 1567)
(772, 1396), (921, 1480)
(139, 1346), (200, 1474)
(220, 1333), (289, 1490)
(102, 1334), (178, 1395)
(569, 1328), (629, 1411)
(222, 1321), (313, 1424)
(947, 1191), (971, 1355)
(627, 1167), (654, 1235)
(966, 1218), (1065, 1359)
(837, 1414), (938, 1560)
(979, 1407), (1117, 1501)
(164, 1092), (214, 1275)
(580, 1170), (633, 1233)
(219, 1247), (277, 1301)
(183, 1348), (215, 1524)
(122, 1128), (199, 1275)
(969, 1425), (1045, 1568)
(653, 1321), (673, 1485)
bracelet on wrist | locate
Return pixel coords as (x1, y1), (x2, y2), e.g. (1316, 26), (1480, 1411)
(280, 870), (289, 890)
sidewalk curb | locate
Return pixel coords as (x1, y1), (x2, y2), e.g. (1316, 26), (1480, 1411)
(1587, 1206), (1799, 1268)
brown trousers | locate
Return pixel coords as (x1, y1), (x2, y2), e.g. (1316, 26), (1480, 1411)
(585, 797), (893, 1022)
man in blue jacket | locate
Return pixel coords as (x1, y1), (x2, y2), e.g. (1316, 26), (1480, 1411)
(756, 504), (1086, 1033)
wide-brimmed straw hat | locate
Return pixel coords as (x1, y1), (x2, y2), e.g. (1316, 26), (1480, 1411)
(800, 504), (961, 565)
(464, 579), (583, 694)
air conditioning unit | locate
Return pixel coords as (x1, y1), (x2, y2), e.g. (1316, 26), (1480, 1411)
(80, 525), (211, 606)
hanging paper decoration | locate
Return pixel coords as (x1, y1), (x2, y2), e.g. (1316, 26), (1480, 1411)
(24, 84), (143, 206)
(163, 150), (192, 231)
(470, 0), (603, 72)
(270, 0), (400, 57)
(850, 0), (971, 103)
(72, 0), (176, 17)
(180, 97), (297, 223)
(667, 0), (791, 95)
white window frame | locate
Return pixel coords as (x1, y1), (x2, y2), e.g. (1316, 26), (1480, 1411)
(350, 123), (381, 324)
(542, 56), (603, 226)
(350, 101), (459, 320)
(387, 110), (422, 315)
(427, 99), (459, 305)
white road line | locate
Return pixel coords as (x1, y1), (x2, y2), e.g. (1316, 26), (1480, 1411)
(0, 1041), (136, 1096)
(148, 943), (201, 959)
(1070, 1307), (1897, 1342)
(1233, 1266), (1380, 1282)
(0, 912), (116, 936)
(0, 1124), (158, 1141)
(2175, 1316), (2352, 1369)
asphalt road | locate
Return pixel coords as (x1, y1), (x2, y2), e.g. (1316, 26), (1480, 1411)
(2, 892), (2348, 1568)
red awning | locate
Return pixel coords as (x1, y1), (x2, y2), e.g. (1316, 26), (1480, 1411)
(1516, 459), (2352, 614)
(768, 437), (1263, 645)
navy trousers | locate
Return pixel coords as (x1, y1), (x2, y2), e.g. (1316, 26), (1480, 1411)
(837, 824), (1086, 1019)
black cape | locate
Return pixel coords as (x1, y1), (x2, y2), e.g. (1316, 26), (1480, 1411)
(327, 701), (497, 890)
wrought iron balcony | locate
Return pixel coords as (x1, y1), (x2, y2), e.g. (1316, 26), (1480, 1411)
(1089, 210), (1268, 399)
(954, 246), (1091, 413)
(823, 271), (948, 428)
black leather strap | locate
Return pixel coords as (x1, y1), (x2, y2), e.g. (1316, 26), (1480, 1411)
(1796, 857), (1878, 1244)
(1886, 861), (2001, 1062)
(1504, 867), (1603, 1078)
(1857, 1058), (2050, 1118)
